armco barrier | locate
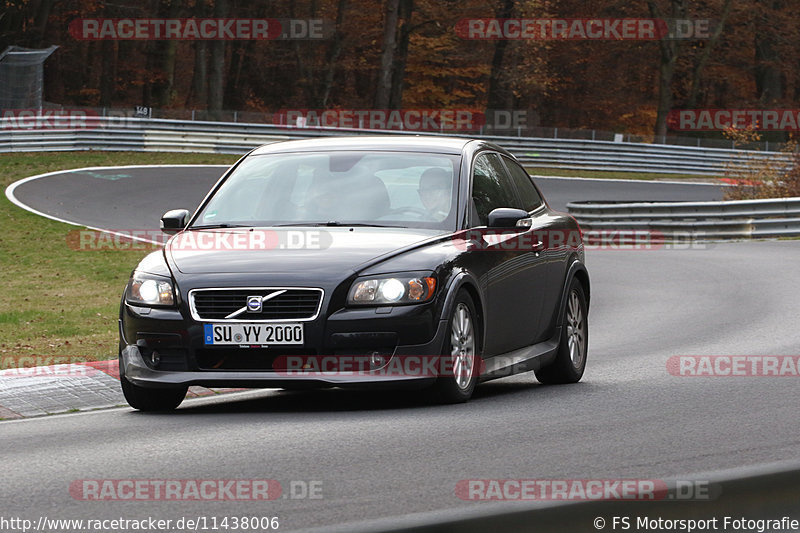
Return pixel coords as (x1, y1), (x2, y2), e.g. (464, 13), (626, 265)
(0, 116), (791, 176)
(312, 461), (800, 533)
(567, 197), (800, 239)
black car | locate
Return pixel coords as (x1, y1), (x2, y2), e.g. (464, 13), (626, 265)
(119, 136), (589, 410)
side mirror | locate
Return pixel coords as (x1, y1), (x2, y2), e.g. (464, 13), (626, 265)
(487, 207), (529, 228)
(160, 209), (190, 234)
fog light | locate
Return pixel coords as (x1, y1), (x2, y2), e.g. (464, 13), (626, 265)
(151, 350), (160, 367)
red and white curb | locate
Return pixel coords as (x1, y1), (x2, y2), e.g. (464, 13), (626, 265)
(0, 359), (240, 419)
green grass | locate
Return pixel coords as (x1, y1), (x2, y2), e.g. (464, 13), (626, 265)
(0, 151), (239, 364)
(524, 167), (716, 181)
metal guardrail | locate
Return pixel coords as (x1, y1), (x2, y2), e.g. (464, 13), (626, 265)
(0, 116), (791, 176)
(314, 461), (800, 533)
(567, 197), (800, 239)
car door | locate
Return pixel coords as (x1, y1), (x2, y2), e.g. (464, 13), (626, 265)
(468, 152), (547, 356)
(499, 154), (565, 344)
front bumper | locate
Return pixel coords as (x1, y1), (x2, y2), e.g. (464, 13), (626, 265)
(120, 301), (447, 389)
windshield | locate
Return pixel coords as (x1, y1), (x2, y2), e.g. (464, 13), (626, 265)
(193, 151), (460, 230)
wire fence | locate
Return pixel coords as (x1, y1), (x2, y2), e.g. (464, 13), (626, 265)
(23, 104), (792, 152)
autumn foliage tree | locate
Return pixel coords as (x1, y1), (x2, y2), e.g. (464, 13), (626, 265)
(0, 0), (799, 141)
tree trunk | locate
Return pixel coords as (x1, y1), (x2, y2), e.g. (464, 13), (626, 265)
(98, 1), (117, 108)
(151, 39), (177, 107)
(686, 0), (733, 108)
(375, 0), (401, 109)
(388, 0), (413, 110)
(99, 40), (116, 108)
(647, 0), (686, 139)
(32, 0), (55, 47)
(320, 0), (349, 108)
(142, 40), (154, 107)
(187, 41), (208, 107)
(208, 0), (229, 117)
(754, 0), (783, 105)
(487, 0), (515, 110)
(291, 1), (317, 106)
(224, 41), (245, 108)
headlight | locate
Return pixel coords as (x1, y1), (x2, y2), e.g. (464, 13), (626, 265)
(348, 275), (436, 305)
(126, 272), (175, 306)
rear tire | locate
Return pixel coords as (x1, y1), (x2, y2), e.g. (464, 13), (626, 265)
(535, 278), (587, 384)
(431, 291), (480, 403)
(120, 374), (187, 412)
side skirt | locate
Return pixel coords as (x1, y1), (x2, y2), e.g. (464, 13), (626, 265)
(478, 327), (561, 382)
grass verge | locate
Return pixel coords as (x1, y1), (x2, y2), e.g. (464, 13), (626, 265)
(0, 151), (239, 364)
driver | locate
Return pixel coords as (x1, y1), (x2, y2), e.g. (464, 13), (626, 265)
(418, 168), (452, 221)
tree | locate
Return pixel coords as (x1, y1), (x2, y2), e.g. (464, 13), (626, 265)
(486, 0), (515, 111)
(753, 0), (783, 104)
(375, 0), (401, 109)
(686, 0), (734, 109)
(208, 0), (228, 116)
(647, 0), (687, 139)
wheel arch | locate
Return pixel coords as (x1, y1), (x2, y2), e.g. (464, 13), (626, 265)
(441, 270), (486, 353)
(556, 258), (590, 327)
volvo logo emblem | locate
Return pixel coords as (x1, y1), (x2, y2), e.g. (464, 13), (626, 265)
(225, 289), (287, 319)
(246, 295), (263, 313)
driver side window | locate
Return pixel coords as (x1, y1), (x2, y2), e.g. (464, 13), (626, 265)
(470, 153), (521, 226)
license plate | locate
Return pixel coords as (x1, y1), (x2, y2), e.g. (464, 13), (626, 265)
(204, 323), (304, 346)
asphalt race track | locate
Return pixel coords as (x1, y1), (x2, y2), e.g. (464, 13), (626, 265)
(9, 165), (724, 231)
(4, 166), (800, 532)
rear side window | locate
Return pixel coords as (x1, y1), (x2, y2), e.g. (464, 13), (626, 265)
(502, 156), (543, 212)
(471, 153), (521, 226)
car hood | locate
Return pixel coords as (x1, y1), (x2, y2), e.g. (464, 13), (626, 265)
(167, 227), (445, 275)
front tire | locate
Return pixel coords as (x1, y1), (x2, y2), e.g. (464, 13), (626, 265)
(535, 278), (588, 384)
(431, 291), (480, 403)
(120, 374), (187, 412)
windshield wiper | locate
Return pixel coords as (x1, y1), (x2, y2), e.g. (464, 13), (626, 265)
(189, 223), (251, 229)
(273, 221), (402, 228)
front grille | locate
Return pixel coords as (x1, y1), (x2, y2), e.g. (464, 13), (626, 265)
(196, 347), (315, 371)
(190, 288), (323, 321)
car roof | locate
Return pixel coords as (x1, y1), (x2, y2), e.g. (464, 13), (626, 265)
(250, 135), (474, 155)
